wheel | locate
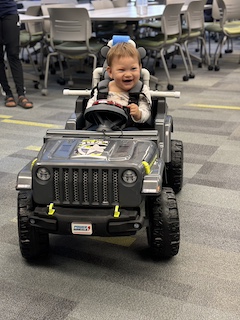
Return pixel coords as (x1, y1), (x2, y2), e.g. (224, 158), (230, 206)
(171, 63), (177, 69)
(167, 84), (174, 91)
(18, 191), (49, 260)
(34, 81), (42, 89)
(84, 101), (128, 131)
(146, 188), (180, 258)
(198, 62), (202, 68)
(68, 80), (74, 87)
(41, 88), (48, 96)
(189, 73), (195, 79)
(182, 75), (189, 81)
(208, 65), (213, 71)
(164, 139), (183, 194)
(214, 65), (220, 71)
(57, 77), (66, 85)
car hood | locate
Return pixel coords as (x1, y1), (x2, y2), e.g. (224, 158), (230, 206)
(38, 138), (157, 165)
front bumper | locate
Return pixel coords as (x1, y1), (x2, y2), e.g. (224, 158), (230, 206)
(29, 206), (145, 236)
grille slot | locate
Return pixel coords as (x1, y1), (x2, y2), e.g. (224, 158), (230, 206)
(53, 168), (119, 206)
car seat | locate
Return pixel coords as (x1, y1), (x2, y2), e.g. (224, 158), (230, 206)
(64, 35), (180, 135)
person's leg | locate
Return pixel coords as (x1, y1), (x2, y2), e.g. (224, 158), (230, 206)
(3, 14), (33, 108)
(3, 14), (25, 97)
(0, 17), (14, 99)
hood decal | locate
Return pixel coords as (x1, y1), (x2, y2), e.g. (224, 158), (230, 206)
(74, 139), (109, 158)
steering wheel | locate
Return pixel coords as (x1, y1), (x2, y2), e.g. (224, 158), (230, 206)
(84, 100), (128, 131)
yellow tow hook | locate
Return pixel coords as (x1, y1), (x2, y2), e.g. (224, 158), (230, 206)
(48, 203), (55, 216)
(114, 205), (120, 218)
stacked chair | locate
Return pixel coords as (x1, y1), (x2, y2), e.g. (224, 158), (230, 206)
(209, 0), (240, 70)
(178, 0), (213, 78)
(135, 2), (190, 90)
(41, 7), (103, 96)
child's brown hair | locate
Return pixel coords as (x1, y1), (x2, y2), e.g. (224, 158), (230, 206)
(106, 42), (141, 67)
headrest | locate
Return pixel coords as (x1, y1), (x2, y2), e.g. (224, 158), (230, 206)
(100, 35), (146, 60)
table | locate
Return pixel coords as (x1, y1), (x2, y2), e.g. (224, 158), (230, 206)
(19, 14), (45, 23)
(88, 5), (166, 21)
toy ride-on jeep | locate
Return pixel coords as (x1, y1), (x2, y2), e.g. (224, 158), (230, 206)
(16, 36), (183, 261)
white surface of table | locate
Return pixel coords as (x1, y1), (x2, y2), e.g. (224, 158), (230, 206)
(88, 5), (166, 21)
(19, 3), (211, 24)
(19, 5), (172, 22)
(19, 13), (45, 22)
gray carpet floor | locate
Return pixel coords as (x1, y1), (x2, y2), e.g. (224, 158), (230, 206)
(0, 37), (240, 320)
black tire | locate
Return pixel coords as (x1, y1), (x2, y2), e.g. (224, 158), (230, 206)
(164, 139), (183, 194)
(18, 191), (49, 260)
(146, 188), (180, 258)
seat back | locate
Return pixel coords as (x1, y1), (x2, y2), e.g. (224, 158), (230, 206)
(217, 0), (240, 23)
(41, 0), (77, 3)
(91, 0), (114, 9)
(112, 0), (128, 7)
(212, 0), (221, 20)
(41, 3), (75, 36)
(184, 0), (205, 33)
(161, 2), (185, 37)
(48, 7), (92, 43)
(24, 6), (43, 35)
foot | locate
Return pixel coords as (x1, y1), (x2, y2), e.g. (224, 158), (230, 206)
(18, 96), (33, 109)
(5, 96), (16, 107)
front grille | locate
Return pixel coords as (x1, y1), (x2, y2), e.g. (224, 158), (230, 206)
(53, 168), (119, 206)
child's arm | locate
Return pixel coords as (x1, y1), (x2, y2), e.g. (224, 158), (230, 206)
(86, 88), (98, 108)
(129, 85), (151, 123)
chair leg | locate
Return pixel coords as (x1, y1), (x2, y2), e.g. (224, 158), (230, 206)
(42, 51), (59, 95)
(160, 48), (174, 90)
(184, 40), (194, 76)
(174, 43), (190, 81)
(213, 34), (227, 71)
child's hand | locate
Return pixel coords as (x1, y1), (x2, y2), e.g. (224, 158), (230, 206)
(128, 103), (141, 121)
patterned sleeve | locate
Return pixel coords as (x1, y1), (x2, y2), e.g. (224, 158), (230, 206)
(132, 84), (152, 123)
(86, 88), (98, 109)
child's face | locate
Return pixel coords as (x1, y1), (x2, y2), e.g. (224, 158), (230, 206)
(107, 55), (141, 92)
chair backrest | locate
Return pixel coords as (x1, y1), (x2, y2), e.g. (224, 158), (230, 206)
(91, 0), (114, 9)
(184, 0), (205, 31)
(48, 7), (92, 43)
(41, 3), (75, 35)
(212, 0), (221, 20)
(112, 0), (128, 7)
(41, 0), (77, 3)
(25, 6), (43, 35)
(161, 2), (184, 36)
(217, 0), (240, 23)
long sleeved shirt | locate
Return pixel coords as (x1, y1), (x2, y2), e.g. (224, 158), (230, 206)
(87, 84), (152, 123)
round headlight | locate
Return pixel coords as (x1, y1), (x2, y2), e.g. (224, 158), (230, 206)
(36, 167), (51, 181)
(122, 169), (137, 184)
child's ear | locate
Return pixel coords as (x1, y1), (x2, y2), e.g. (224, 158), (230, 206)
(106, 66), (113, 79)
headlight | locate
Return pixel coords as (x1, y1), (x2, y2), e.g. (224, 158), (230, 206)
(36, 167), (51, 181)
(122, 169), (137, 184)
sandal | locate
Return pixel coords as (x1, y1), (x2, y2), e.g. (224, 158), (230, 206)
(5, 96), (17, 108)
(18, 96), (33, 109)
